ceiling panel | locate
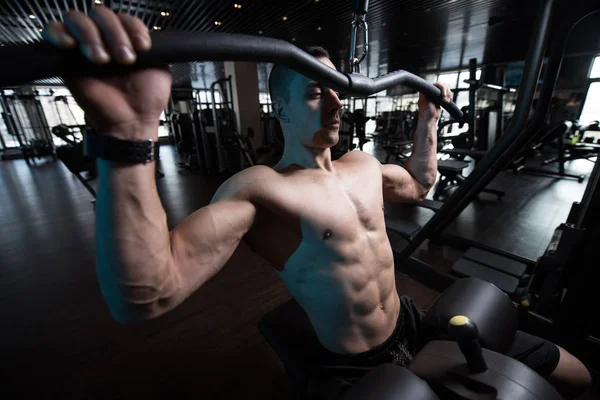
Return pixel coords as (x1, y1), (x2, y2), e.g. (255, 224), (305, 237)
(0, 0), (598, 88)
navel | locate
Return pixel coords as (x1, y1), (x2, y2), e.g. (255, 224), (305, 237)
(380, 304), (384, 310)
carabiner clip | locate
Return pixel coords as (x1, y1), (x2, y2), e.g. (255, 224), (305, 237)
(349, 14), (369, 74)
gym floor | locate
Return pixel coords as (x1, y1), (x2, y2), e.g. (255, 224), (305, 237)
(0, 142), (597, 399)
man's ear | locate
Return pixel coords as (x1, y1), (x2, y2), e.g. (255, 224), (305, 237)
(273, 101), (290, 123)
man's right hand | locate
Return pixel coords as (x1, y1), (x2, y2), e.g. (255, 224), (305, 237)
(42, 6), (172, 140)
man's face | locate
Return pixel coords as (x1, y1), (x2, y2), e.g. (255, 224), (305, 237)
(281, 57), (343, 148)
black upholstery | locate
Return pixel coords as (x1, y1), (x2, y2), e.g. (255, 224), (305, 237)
(341, 364), (440, 400)
(438, 159), (470, 172)
(384, 216), (422, 239)
(409, 341), (563, 400)
(452, 258), (520, 295)
(424, 278), (518, 353)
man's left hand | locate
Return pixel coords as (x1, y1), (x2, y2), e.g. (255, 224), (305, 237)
(418, 82), (453, 121)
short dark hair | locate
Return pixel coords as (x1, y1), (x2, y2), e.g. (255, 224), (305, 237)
(268, 45), (331, 105)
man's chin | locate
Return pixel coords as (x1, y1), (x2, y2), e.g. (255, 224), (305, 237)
(320, 131), (339, 147)
(307, 128), (339, 148)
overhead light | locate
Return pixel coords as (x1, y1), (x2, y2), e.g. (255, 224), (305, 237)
(95, 0), (102, 4)
(161, 11), (170, 16)
(317, 26), (322, 31)
(214, 21), (222, 26)
(292, 37), (296, 42)
(153, 26), (161, 30)
(282, 16), (288, 21)
(234, 3), (242, 8)
(315, 0), (320, 3)
(258, 30), (263, 35)
(29, 15), (36, 19)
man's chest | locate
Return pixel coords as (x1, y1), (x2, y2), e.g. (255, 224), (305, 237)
(245, 163), (385, 269)
(275, 163), (382, 232)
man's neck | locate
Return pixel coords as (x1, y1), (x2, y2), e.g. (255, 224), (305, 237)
(275, 140), (334, 172)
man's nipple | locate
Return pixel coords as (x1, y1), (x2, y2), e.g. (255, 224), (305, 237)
(323, 229), (333, 240)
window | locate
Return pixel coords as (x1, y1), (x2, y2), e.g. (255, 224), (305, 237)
(158, 110), (169, 138)
(0, 102), (17, 148)
(437, 69), (481, 124)
(259, 92), (272, 113)
(437, 72), (459, 89)
(579, 82), (600, 125)
(422, 74), (438, 83)
(436, 69), (481, 90)
(458, 69), (482, 89)
(589, 56), (600, 79)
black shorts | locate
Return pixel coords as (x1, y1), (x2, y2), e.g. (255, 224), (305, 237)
(310, 296), (561, 398)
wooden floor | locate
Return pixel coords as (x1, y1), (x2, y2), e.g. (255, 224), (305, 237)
(0, 143), (596, 399)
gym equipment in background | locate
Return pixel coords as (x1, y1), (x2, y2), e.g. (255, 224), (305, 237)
(0, 90), (56, 164)
(510, 120), (588, 182)
(169, 78), (255, 175)
(387, 0), (600, 372)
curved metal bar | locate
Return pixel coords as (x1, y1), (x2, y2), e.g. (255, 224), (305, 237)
(0, 32), (464, 120)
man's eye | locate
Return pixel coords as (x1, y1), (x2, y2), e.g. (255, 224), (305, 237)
(308, 92), (322, 98)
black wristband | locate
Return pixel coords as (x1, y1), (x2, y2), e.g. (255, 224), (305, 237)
(83, 134), (160, 163)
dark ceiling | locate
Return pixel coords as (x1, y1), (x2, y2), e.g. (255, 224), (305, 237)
(0, 0), (598, 88)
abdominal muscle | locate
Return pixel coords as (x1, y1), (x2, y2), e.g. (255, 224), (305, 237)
(277, 231), (401, 355)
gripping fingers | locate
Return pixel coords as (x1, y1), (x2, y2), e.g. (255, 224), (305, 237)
(64, 9), (110, 64)
(42, 21), (77, 49)
(434, 82), (453, 103)
(89, 6), (137, 64)
(118, 13), (152, 52)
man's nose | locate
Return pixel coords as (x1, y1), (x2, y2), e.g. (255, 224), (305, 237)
(326, 90), (343, 113)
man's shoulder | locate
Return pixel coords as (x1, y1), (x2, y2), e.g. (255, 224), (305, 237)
(338, 150), (380, 166)
(212, 165), (279, 203)
(229, 165), (279, 183)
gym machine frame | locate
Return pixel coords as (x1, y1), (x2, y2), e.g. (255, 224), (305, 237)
(387, 0), (558, 292)
(395, 0), (600, 369)
(0, 91), (56, 164)
(208, 77), (254, 174)
(516, 121), (587, 182)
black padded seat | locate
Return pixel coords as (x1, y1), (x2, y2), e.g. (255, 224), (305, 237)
(437, 159), (469, 172)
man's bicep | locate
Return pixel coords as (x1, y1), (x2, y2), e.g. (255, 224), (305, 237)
(381, 163), (428, 203)
(168, 195), (257, 298)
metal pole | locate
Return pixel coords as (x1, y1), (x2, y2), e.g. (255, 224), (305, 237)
(496, 68), (504, 144)
(211, 79), (226, 173)
(468, 58), (477, 148)
(396, 0), (557, 260)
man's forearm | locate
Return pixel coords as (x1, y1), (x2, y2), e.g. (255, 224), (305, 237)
(95, 157), (174, 323)
(403, 113), (438, 190)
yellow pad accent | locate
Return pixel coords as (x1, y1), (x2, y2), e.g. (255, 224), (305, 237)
(449, 315), (469, 326)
